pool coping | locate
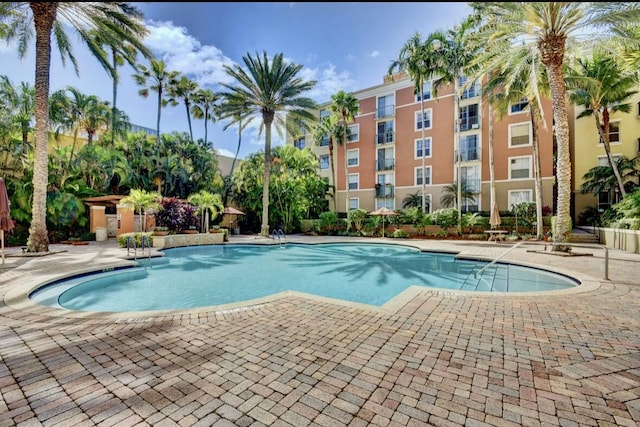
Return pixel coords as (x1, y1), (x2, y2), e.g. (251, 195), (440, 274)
(3, 240), (603, 321)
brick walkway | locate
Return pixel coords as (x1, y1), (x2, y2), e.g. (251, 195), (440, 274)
(0, 236), (638, 426)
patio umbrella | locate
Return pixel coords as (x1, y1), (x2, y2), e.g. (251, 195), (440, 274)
(0, 178), (15, 264)
(222, 206), (245, 230)
(489, 201), (501, 230)
(369, 207), (399, 237)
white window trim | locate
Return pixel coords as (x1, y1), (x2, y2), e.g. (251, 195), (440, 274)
(507, 189), (533, 209)
(348, 197), (359, 211)
(415, 81), (432, 103)
(347, 123), (360, 143)
(508, 99), (530, 116)
(599, 120), (621, 145)
(414, 108), (433, 132)
(319, 154), (330, 170)
(414, 137), (432, 160)
(347, 148), (359, 167)
(508, 122), (532, 148)
(597, 154), (621, 167)
(348, 173), (359, 190)
(508, 155), (532, 180)
(414, 165), (432, 186)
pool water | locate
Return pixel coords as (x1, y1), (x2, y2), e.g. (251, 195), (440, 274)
(30, 243), (579, 312)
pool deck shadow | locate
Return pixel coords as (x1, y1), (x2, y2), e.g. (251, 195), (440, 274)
(0, 234), (639, 426)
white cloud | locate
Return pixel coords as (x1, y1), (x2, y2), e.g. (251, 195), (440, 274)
(346, 53), (355, 61)
(299, 63), (355, 103)
(370, 50), (380, 58)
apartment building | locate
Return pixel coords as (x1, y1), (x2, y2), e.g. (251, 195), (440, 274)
(572, 92), (640, 221)
(289, 71), (557, 217)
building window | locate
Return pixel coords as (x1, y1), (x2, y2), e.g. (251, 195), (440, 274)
(416, 81), (432, 102)
(509, 156), (531, 179)
(377, 95), (394, 119)
(349, 198), (359, 211)
(348, 174), (359, 190)
(376, 198), (395, 210)
(294, 137), (306, 150)
(319, 108), (330, 120)
(415, 166), (431, 186)
(598, 154), (621, 167)
(510, 98), (529, 114)
(415, 138), (431, 159)
(415, 109), (432, 131)
(509, 122), (531, 147)
(460, 165), (480, 192)
(347, 124), (359, 142)
(347, 149), (359, 167)
(377, 121), (394, 144)
(319, 154), (329, 170)
(460, 134), (479, 161)
(600, 121), (620, 143)
(508, 190), (532, 209)
(459, 104), (479, 131)
(459, 76), (479, 99)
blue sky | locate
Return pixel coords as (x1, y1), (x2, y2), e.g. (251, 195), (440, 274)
(1, 2), (473, 159)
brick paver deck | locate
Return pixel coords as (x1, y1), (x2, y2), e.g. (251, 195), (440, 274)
(0, 235), (638, 426)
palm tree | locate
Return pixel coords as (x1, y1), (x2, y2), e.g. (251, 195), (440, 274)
(581, 155), (640, 198)
(133, 58), (179, 142)
(567, 53), (639, 198)
(2, 2), (150, 252)
(402, 191), (427, 209)
(192, 88), (220, 147)
(119, 188), (161, 232)
(219, 51), (317, 236)
(426, 16), (478, 231)
(188, 190), (224, 232)
(470, 2), (640, 247)
(89, 27), (152, 146)
(440, 182), (477, 209)
(0, 75), (34, 147)
(328, 90), (359, 214)
(310, 113), (342, 212)
(388, 32), (437, 214)
(166, 75), (199, 142)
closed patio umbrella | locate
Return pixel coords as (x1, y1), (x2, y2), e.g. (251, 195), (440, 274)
(489, 201), (501, 230)
(369, 207), (399, 237)
(0, 178), (15, 264)
(223, 206), (245, 233)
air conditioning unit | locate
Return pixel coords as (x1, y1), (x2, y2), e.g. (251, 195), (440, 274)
(471, 123), (479, 129)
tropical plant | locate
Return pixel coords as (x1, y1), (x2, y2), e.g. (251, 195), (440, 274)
(440, 182), (477, 209)
(119, 188), (161, 232)
(188, 190), (223, 232)
(328, 90), (359, 214)
(310, 113), (342, 212)
(220, 51), (318, 236)
(166, 74), (199, 142)
(346, 208), (368, 234)
(566, 52), (639, 198)
(402, 191), (428, 210)
(2, 2), (150, 252)
(192, 88), (220, 147)
(431, 208), (459, 233)
(470, 1), (640, 247)
(581, 155), (640, 197)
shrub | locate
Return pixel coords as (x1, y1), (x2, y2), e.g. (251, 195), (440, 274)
(431, 208), (459, 232)
(391, 229), (410, 238)
(154, 197), (200, 232)
(117, 232), (153, 248)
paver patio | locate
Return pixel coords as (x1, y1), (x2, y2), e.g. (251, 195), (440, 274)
(0, 235), (638, 426)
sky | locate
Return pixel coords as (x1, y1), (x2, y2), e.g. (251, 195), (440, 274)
(0, 2), (473, 160)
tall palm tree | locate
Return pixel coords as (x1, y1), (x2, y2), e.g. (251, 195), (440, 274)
(388, 32), (437, 214)
(328, 90), (359, 214)
(426, 16), (478, 231)
(567, 53), (639, 198)
(1, 2), (150, 252)
(310, 113), (342, 212)
(440, 182), (477, 209)
(192, 88), (220, 147)
(133, 58), (179, 142)
(581, 155), (640, 198)
(470, 2), (640, 247)
(166, 74), (199, 142)
(219, 51), (317, 236)
(89, 27), (152, 146)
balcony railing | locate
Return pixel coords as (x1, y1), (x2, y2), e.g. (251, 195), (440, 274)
(455, 148), (481, 162)
(376, 104), (395, 119)
(375, 184), (394, 198)
(376, 131), (395, 145)
(461, 178), (481, 193)
(459, 117), (480, 131)
(376, 159), (395, 171)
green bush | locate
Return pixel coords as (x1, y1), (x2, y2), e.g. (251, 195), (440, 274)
(391, 229), (410, 238)
(117, 232), (153, 248)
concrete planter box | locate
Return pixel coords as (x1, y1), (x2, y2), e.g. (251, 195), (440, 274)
(152, 232), (224, 249)
(590, 226), (640, 254)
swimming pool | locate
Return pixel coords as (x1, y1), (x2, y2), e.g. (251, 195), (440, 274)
(30, 243), (579, 312)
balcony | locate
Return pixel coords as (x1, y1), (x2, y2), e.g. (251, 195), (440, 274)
(376, 131), (395, 145)
(375, 184), (394, 198)
(455, 147), (481, 162)
(460, 178), (481, 193)
(459, 117), (480, 132)
(376, 159), (395, 171)
(376, 104), (395, 119)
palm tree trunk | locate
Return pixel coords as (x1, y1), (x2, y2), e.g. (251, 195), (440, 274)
(488, 104), (496, 219)
(27, 3), (56, 253)
(185, 100), (194, 142)
(111, 47), (118, 146)
(530, 104), (544, 240)
(156, 88), (162, 142)
(595, 110), (626, 198)
(261, 115), (274, 237)
(204, 107), (209, 146)
(420, 96), (427, 214)
(329, 139), (337, 212)
(343, 132), (348, 214)
(454, 82), (462, 233)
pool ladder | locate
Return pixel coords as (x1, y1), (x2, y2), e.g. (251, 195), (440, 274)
(126, 235), (152, 265)
(272, 229), (286, 247)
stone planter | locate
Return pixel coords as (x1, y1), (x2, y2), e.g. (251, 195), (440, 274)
(153, 230), (169, 236)
(152, 232), (224, 249)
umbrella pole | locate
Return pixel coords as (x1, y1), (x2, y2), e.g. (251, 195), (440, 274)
(1, 229), (4, 264)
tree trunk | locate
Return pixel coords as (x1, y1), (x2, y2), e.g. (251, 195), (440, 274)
(488, 104), (496, 220)
(27, 3), (57, 253)
(329, 138), (336, 212)
(111, 47), (118, 146)
(261, 113), (274, 237)
(420, 95), (427, 214)
(530, 103), (544, 240)
(595, 110), (626, 198)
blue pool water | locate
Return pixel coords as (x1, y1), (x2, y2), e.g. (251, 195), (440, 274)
(30, 243), (579, 312)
